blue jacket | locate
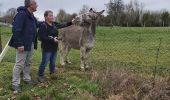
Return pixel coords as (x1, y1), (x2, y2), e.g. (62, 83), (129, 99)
(9, 6), (38, 51)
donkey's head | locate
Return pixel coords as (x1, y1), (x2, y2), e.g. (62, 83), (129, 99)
(72, 8), (105, 26)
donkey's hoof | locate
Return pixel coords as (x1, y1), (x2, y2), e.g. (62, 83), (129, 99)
(60, 63), (65, 67)
(85, 66), (90, 71)
(85, 65), (89, 69)
(59, 65), (64, 68)
(80, 68), (85, 72)
(66, 61), (72, 65)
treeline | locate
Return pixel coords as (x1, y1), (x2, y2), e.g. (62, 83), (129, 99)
(57, 0), (170, 27)
(0, 8), (17, 24)
(0, 0), (170, 27)
(102, 0), (170, 27)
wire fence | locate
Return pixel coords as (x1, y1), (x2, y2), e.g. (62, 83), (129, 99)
(1, 26), (170, 77)
(89, 27), (170, 77)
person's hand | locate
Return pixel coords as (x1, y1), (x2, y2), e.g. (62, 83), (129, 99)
(67, 22), (73, 26)
(48, 36), (53, 39)
(18, 46), (24, 52)
(54, 37), (58, 43)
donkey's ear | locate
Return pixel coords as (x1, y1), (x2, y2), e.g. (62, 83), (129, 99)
(89, 8), (93, 12)
(98, 10), (105, 15)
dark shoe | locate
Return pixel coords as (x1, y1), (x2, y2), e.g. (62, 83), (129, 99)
(50, 73), (57, 80)
(24, 80), (33, 84)
(12, 85), (22, 93)
(38, 76), (45, 83)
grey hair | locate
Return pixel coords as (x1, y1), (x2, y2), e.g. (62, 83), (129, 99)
(24, 0), (34, 7)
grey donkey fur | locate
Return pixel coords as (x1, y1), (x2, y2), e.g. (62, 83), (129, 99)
(59, 8), (105, 71)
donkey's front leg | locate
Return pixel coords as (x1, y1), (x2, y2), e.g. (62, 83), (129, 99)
(80, 47), (86, 71)
(60, 42), (66, 66)
(84, 48), (91, 70)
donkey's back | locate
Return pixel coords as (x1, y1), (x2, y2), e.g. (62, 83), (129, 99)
(59, 25), (84, 50)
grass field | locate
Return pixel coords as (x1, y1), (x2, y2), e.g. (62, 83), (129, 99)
(0, 26), (170, 99)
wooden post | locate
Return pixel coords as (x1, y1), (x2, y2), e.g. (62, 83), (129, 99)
(0, 23), (12, 62)
(0, 37), (11, 62)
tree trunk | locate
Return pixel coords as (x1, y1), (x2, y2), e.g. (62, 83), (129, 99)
(126, 22), (129, 27)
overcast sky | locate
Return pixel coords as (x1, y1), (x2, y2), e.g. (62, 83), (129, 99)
(0, 0), (170, 20)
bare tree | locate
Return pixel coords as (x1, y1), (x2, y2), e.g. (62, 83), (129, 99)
(0, 3), (1, 16)
(79, 5), (89, 15)
(56, 9), (67, 22)
(56, 9), (77, 23)
(3, 8), (17, 23)
(106, 0), (124, 26)
(122, 0), (144, 26)
(161, 11), (170, 27)
(139, 2), (144, 26)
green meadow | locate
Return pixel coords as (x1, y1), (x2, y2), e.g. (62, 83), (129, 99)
(0, 26), (170, 99)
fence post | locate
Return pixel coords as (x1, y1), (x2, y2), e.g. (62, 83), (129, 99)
(138, 32), (142, 63)
(152, 38), (162, 88)
(0, 37), (11, 63)
(103, 31), (109, 75)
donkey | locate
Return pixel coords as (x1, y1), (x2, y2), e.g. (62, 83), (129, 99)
(59, 8), (105, 71)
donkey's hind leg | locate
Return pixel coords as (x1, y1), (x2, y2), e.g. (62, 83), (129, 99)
(80, 47), (86, 71)
(65, 47), (72, 64)
(60, 42), (67, 66)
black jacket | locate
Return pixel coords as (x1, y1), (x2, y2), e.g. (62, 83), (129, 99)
(38, 22), (72, 52)
(9, 6), (38, 51)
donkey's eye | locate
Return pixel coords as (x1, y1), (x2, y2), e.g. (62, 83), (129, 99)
(88, 15), (92, 18)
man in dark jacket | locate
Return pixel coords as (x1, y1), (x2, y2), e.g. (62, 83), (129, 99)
(9, 0), (38, 93)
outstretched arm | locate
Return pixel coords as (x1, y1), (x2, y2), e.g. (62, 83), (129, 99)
(54, 22), (72, 29)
